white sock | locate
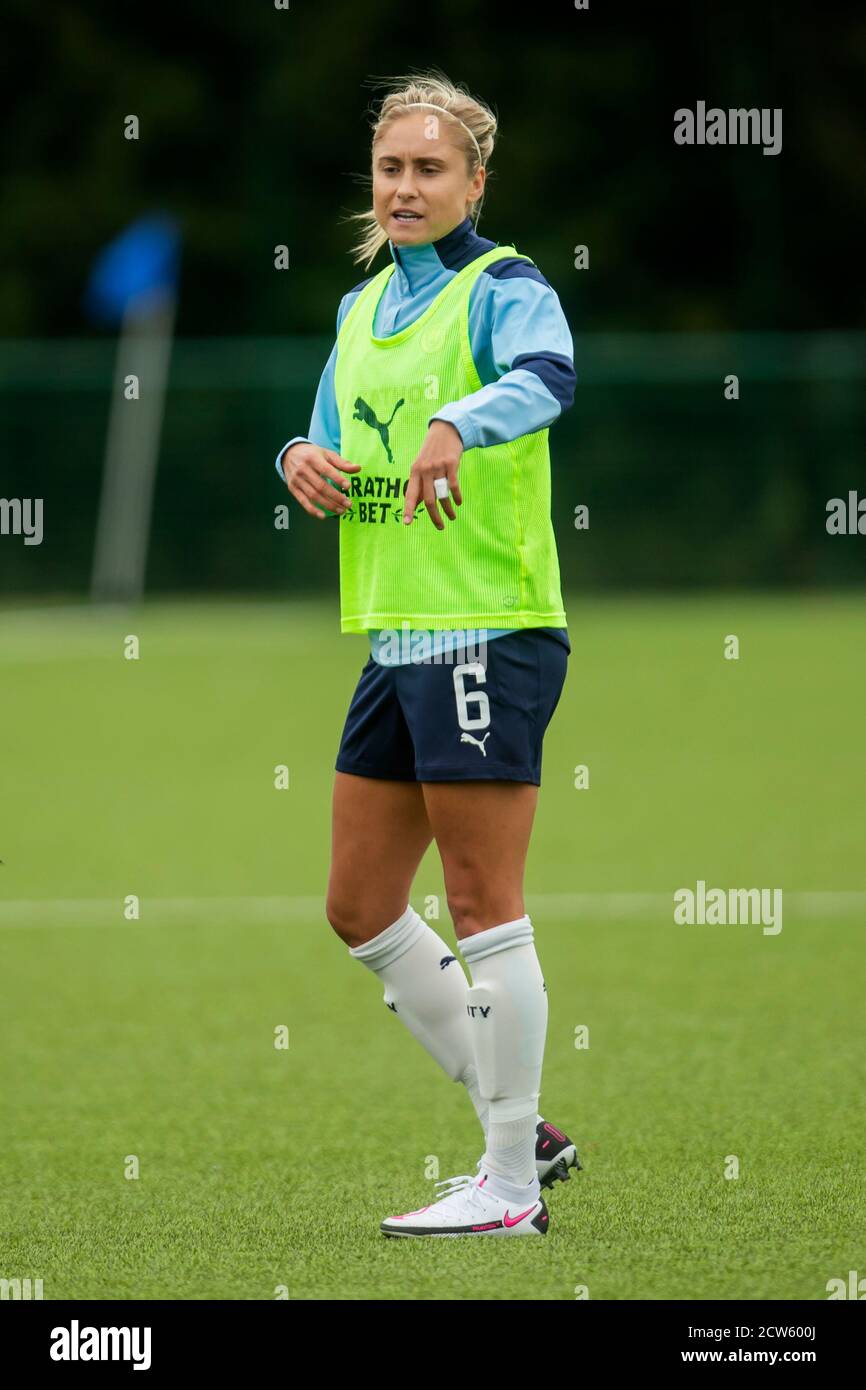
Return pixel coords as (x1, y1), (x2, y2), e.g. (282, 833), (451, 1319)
(348, 906), (487, 1129)
(455, 1071), (544, 1145)
(459, 916), (548, 1192)
(461, 1065), (490, 1137)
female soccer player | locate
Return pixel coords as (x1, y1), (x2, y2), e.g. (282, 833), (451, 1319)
(276, 71), (580, 1238)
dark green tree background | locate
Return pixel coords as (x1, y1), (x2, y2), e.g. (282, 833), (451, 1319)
(1, 1), (863, 595)
(1, 0), (864, 336)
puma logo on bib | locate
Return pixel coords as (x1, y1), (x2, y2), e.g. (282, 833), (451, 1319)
(352, 395), (405, 464)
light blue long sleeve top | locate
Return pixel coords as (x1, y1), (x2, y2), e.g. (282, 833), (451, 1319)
(275, 215), (575, 664)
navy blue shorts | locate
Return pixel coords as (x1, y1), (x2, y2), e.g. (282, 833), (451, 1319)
(335, 629), (570, 785)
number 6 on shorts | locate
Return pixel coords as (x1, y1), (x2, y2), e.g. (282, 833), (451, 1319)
(452, 662), (490, 732)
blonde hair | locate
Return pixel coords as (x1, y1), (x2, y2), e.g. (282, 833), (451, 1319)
(343, 68), (498, 272)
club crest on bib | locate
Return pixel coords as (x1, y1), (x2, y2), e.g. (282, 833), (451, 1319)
(419, 324), (447, 353)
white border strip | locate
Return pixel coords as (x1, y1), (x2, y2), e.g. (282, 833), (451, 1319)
(0, 891), (863, 930)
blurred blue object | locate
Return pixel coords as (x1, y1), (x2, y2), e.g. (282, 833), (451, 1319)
(85, 214), (181, 325)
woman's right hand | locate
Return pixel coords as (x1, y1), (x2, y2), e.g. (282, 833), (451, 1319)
(280, 443), (361, 520)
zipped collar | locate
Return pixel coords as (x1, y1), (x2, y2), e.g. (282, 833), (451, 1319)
(387, 215), (498, 296)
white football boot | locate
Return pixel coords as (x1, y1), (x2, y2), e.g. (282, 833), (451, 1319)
(380, 1170), (549, 1238)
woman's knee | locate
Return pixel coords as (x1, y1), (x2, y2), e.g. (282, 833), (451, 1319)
(325, 891), (407, 948)
(445, 886), (486, 937)
(325, 892), (360, 944)
(446, 884), (524, 938)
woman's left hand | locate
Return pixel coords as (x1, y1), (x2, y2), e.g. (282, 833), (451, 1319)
(402, 420), (464, 529)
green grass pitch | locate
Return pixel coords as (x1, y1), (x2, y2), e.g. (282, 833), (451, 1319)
(1, 593), (864, 1300)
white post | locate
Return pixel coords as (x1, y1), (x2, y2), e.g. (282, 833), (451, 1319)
(90, 286), (176, 602)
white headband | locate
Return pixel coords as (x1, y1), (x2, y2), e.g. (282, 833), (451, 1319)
(401, 101), (484, 164)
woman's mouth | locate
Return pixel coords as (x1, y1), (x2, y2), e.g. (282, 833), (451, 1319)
(391, 211), (423, 223)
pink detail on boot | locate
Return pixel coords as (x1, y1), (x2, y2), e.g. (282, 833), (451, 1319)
(543, 1122), (568, 1142)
